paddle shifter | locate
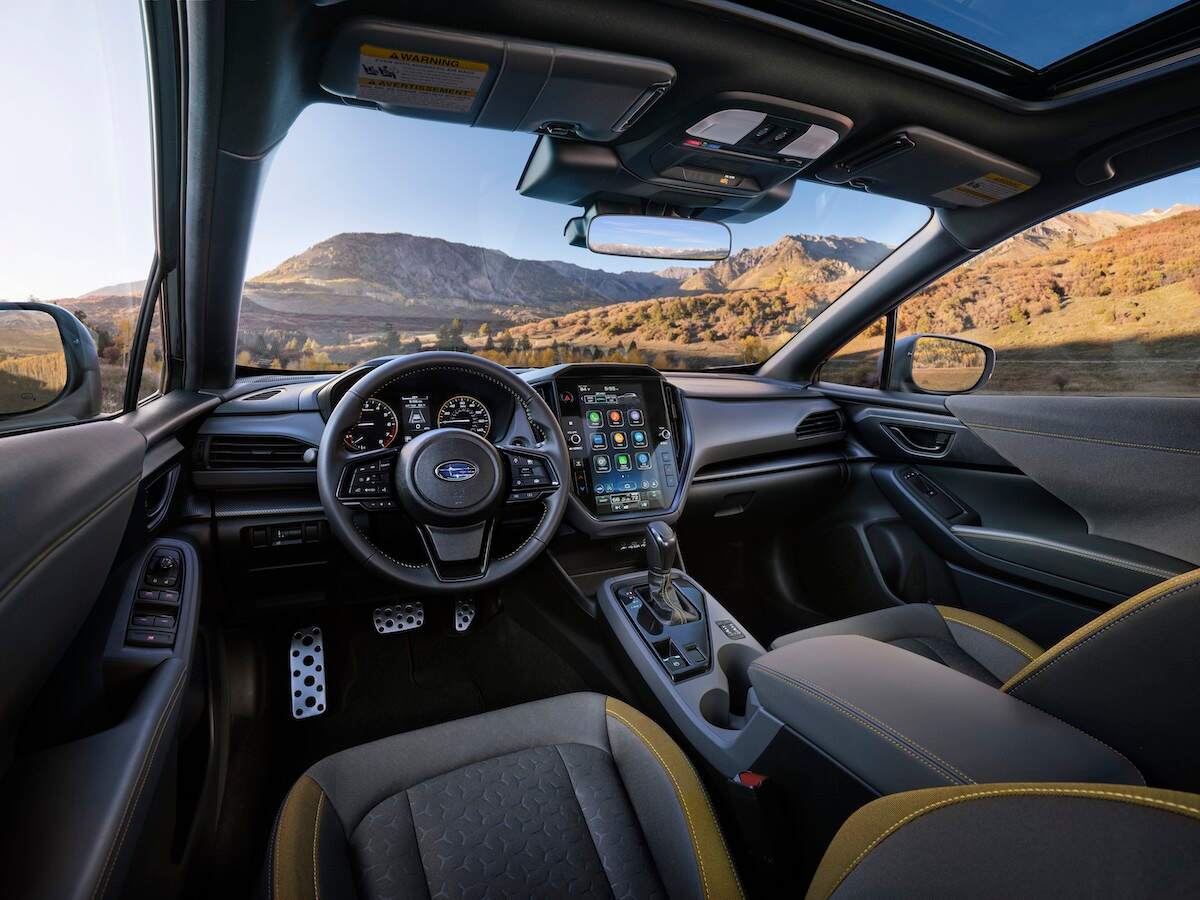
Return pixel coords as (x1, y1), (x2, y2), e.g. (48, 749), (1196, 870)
(645, 521), (698, 625)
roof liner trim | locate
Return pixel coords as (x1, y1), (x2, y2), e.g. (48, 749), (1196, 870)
(681, 0), (1200, 111)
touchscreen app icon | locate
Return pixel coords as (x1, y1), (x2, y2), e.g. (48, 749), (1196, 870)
(615, 453), (632, 472)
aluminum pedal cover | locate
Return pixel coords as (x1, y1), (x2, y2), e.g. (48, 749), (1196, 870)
(290, 626), (326, 719)
(374, 602), (424, 634)
(454, 599), (476, 633)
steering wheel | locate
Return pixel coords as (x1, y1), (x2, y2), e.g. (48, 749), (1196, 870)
(317, 352), (569, 592)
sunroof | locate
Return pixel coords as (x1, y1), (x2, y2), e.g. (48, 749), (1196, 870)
(867, 0), (1188, 68)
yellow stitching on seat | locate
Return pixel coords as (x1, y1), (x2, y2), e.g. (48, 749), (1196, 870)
(752, 665), (971, 785)
(606, 709), (710, 897)
(823, 786), (1200, 898)
(1002, 567), (1200, 692)
(939, 613), (1037, 660)
(312, 791), (324, 900)
(273, 781), (299, 900)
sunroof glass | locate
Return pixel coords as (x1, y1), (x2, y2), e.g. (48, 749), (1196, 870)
(868, 0), (1188, 68)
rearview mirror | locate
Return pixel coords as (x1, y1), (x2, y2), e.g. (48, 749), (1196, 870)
(581, 214), (731, 261)
(889, 334), (994, 394)
(0, 302), (101, 429)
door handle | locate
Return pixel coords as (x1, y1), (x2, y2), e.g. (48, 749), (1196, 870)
(885, 424), (953, 456)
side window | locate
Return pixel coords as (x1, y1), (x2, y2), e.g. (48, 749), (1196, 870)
(820, 316), (888, 388)
(823, 168), (1200, 396)
(0, 1), (155, 433)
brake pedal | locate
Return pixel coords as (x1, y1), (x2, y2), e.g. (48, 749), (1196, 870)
(290, 626), (326, 719)
(454, 599), (476, 633)
(374, 602), (424, 634)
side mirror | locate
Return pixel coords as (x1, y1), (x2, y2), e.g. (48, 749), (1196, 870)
(566, 213), (731, 261)
(0, 302), (101, 429)
(889, 334), (994, 394)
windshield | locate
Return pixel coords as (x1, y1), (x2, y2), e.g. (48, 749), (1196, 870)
(237, 105), (927, 372)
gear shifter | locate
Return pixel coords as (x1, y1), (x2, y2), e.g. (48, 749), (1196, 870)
(645, 521), (698, 625)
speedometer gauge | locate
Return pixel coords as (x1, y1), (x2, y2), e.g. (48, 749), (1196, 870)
(343, 398), (399, 451)
(437, 395), (491, 437)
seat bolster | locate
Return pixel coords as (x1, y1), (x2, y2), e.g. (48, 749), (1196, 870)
(269, 775), (357, 900)
(805, 783), (1200, 900)
(604, 698), (744, 900)
(935, 605), (1042, 683)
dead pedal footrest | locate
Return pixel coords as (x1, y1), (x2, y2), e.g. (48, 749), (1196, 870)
(290, 625), (327, 719)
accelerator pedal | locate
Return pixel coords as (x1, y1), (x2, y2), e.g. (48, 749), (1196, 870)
(454, 599), (476, 633)
(374, 602), (424, 634)
(290, 625), (326, 719)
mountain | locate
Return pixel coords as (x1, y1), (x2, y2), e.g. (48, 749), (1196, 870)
(244, 232), (689, 324)
(978, 204), (1199, 263)
(82, 280), (144, 298)
(679, 234), (892, 291)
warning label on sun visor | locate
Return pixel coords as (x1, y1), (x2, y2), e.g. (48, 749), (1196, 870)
(356, 45), (488, 112)
(933, 172), (1033, 208)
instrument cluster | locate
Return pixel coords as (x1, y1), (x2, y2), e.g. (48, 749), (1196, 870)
(340, 375), (512, 452)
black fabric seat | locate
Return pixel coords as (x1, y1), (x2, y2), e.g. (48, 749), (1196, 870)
(771, 603), (1044, 687)
(268, 692), (743, 900)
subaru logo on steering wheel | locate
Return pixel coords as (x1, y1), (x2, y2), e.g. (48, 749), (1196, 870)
(434, 460), (478, 482)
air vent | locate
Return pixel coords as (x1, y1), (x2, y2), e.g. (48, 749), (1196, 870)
(242, 389), (283, 401)
(203, 435), (312, 469)
(795, 409), (844, 440)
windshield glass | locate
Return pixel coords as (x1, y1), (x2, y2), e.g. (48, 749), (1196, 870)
(237, 105), (927, 372)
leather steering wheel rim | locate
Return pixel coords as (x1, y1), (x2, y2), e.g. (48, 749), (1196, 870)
(317, 351), (569, 592)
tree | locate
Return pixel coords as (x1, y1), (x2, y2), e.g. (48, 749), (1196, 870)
(478, 322), (491, 337)
(498, 331), (515, 354)
(382, 322), (402, 355)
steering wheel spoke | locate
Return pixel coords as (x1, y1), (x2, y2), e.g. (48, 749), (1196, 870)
(415, 519), (495, 581)
(497, 445), (561, 504)
(335, 449), (401, 510)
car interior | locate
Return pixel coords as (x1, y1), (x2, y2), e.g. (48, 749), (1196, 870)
(3, 1), (1200, 898)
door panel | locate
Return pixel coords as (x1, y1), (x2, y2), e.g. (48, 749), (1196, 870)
(825, 390), (1195, 645)
(946, 395), (1200, 565)
(0, 419), (144, 762)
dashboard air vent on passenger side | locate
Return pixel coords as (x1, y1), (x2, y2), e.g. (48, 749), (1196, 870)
(242, 388), (283, 401)
(201, 435), (313, 469)
(794, 409), (844, 440)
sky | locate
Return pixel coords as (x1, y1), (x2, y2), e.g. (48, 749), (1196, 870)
(3, 0), (1200, 301)
(873, 0), (1184, 69)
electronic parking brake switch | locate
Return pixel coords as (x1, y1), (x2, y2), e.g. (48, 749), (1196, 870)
(126, 548), (183, 648)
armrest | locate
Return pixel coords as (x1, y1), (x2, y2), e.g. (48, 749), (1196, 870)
(749, 635), (1143, 796)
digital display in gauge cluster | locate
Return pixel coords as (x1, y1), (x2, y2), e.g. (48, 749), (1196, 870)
(556, 380), (678, 516)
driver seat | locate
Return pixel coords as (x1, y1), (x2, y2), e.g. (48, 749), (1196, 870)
(267, 693), (742, 900)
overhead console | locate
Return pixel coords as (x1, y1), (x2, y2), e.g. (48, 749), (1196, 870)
(319, 18), (675, 142)
(519, 93), (853, 223)
(813, 126), (1041, 209)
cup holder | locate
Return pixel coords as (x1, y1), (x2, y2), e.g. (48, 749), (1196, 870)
(699, 642), (762, 729)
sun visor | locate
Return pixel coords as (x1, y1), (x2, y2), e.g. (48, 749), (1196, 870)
(813, 127), (1040, 209)
(319, 19), (675, 142)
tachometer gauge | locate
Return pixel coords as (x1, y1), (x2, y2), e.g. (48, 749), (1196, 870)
(343, 398), (399, 451)
(437, 395), (491, 437)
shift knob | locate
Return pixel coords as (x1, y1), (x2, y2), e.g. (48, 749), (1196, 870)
(645, 521), (677, 575)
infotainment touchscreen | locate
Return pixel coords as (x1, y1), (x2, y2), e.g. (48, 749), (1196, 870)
(555, 379), (678, 516)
